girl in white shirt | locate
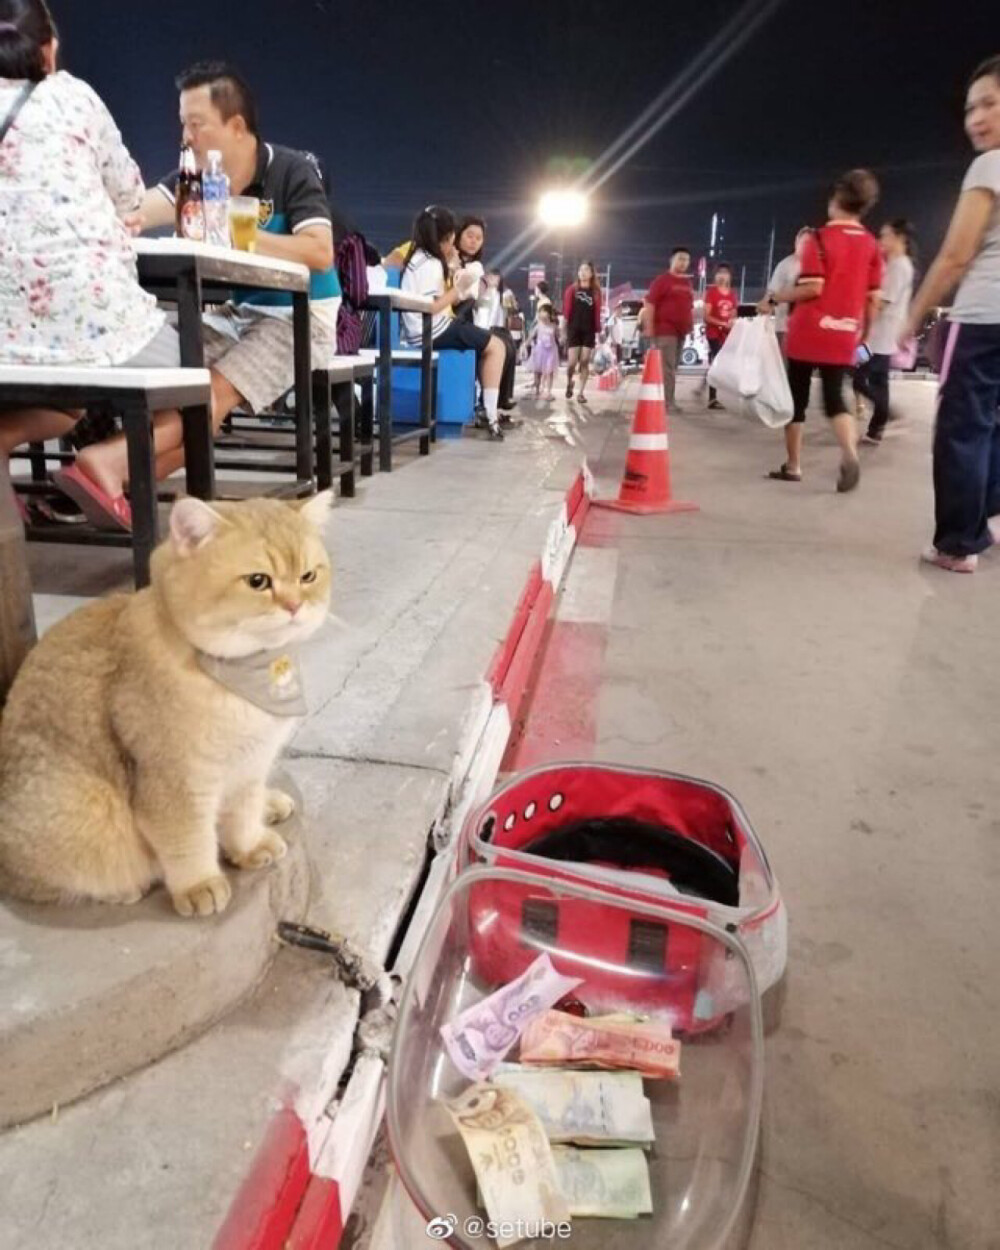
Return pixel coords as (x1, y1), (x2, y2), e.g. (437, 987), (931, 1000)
(854, 218), (915, 444)
(400, 206), (506, 440)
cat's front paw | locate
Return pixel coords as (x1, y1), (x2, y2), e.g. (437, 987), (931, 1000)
(230, 830), (288, 871)
(171, 873), (232, 918)
(265, 789), (296, 825)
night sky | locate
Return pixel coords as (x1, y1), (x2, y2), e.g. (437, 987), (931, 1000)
(58, 0), (990, 297)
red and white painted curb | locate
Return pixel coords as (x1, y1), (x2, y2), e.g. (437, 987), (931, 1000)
(211, 463), (594, 1250)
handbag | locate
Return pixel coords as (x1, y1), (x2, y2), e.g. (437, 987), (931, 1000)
(0, 81), (37, 148)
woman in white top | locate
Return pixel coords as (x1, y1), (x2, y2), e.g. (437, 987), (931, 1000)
(906, 55), (1000, 572)
(0, 0), (181, 531)
(854, 218), (915, 444)
(400, 205), (506, 440)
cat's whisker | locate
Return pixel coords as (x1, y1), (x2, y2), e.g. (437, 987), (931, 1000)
(325, 612), (351, 630)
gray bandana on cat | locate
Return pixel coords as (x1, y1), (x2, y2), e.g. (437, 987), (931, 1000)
(196, 647), (308, 717)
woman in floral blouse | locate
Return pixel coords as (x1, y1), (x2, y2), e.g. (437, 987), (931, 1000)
(0, 0), (181, 530)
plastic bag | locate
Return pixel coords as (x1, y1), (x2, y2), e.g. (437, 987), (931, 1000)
(707, 317), (793, 428)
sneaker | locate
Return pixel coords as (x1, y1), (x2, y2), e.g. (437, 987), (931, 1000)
(488, 424), (505, 442)
(708, 399), (724, 410)
(921, 547), (977, 573)
(862, 433), (882, 446)
(578, 394), (588, 405)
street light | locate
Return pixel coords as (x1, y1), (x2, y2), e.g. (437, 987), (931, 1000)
(537, 188), (589, 302)
(537, 188), (589, 229)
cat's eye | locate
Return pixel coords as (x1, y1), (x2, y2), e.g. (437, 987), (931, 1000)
(300, 569), (318, 585)
(244, 573), (272, 592)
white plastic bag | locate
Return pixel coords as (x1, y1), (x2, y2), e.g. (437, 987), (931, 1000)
(707, 317), (793, 427)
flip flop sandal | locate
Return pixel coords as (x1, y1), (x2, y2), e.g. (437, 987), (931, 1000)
(837, 459), (861, 493)
(768, 465), (802, 482)
(53, 465), (132, 532)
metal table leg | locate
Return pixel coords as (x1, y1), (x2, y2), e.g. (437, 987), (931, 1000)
(122, 399), (159, 588)
(312, 371), (333, 492)
(0, 458), (36, 704)
(419, 313), (433, 456)
(331, 379), (356, 498)
(359, 375), (374, 477)
(378, 305), (392, 473)
(176, 268), (215, 501)
(292, 292), (315, 489)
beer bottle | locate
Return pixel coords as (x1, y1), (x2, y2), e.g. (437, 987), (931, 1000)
(175, 146), (206, 242)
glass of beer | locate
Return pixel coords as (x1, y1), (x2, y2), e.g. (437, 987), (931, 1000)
(228, 196), (260, 252)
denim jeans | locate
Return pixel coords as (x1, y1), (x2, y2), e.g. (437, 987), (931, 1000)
(933, 321), (1000, 557)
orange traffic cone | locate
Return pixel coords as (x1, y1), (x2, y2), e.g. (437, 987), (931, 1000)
(597, 349), (698, 515)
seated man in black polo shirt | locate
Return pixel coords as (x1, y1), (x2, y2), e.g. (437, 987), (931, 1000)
(70, 62), (340, 511)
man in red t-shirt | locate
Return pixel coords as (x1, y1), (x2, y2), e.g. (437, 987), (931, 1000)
(704, 263), (739, 409)
(641, 247), (694, 410)
(769, 169), (883, 493)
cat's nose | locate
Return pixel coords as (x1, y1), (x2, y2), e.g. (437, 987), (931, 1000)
(278, 599), (301, 617)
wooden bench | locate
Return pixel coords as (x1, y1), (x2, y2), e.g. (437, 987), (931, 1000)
(0, 365), (212, 701)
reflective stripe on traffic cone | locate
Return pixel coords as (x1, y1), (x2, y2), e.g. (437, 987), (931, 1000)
(598, 348), (698, 515)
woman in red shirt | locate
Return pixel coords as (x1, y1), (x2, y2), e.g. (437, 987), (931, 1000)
(704, 263), (739, 409)
(769, 169), (883, 492)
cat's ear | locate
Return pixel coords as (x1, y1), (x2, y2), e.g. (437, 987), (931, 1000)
(296, 490), (334, 530)
(169, 497), (227, 555)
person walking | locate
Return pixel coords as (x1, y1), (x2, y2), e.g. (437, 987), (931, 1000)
(704, 262), (739, 408)
(641, 248), (694, 411)
(855, 219), (916, 444)
(563, 261), (602, 403)
(768, 170), (883, 492)
(904, 55), (1000, 573)
(527, 303), (560, 398)
(759, 228), (811, 356)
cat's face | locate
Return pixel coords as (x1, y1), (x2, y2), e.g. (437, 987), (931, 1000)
(152, 494), (333, 658)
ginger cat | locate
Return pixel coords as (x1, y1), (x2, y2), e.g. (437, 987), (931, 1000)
(0, 493), (332, 917)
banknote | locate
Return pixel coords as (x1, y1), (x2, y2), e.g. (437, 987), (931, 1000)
(441, 953), (582, 1080)
(552, 1145), (653, 1218)
(519, 1009), (681, 1078)
(446, 1083), (571, 1247)
(491, 1065), (655, 1146)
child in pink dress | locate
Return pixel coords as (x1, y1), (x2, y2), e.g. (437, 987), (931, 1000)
(529, 304), (560, 398)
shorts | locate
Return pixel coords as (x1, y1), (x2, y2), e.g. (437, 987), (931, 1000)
(567, 327), (595, 350)
(787, 358), (848, 423)
(122, 323), (183, 368)
(433, 320), (493, 353)
(202, 303), (338, 415)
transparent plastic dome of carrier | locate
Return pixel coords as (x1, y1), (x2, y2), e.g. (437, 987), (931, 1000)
(388, 867), (764, 1250)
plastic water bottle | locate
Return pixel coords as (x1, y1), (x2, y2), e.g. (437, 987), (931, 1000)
(202, 150), (230, 248)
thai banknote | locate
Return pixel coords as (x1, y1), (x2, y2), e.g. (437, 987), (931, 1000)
(552, 1145), (653, 1218)
(441, 953), (582, 1081)
(446, 1083), (571, 1247)
(519, 1009), (681, 1079)
(491, 1065), (655, 1146)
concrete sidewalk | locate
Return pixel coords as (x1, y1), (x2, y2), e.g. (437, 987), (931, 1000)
(363, 371), (997, 1250)
(0, 406), (604, 1249)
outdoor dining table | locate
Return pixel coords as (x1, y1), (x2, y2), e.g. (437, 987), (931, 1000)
(134, 238), (314, 498)
(362, 289), (436, 471)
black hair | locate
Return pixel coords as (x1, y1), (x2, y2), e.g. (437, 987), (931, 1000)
(486, 266), (505, 294)
(0, 0), (56, 81)
(831, 168), (880, 217)
(404, 204), (456, 276)
(670, 246), (692, 258)
(714, 262), (732, 275)
(535, 280), (550, 296)
(175, 61), (259, 137)
(577, 259), (598, 289)
(456, 215), (486, 262)
(883, 217), (917, 257)
(969, 54), (1000, 90)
